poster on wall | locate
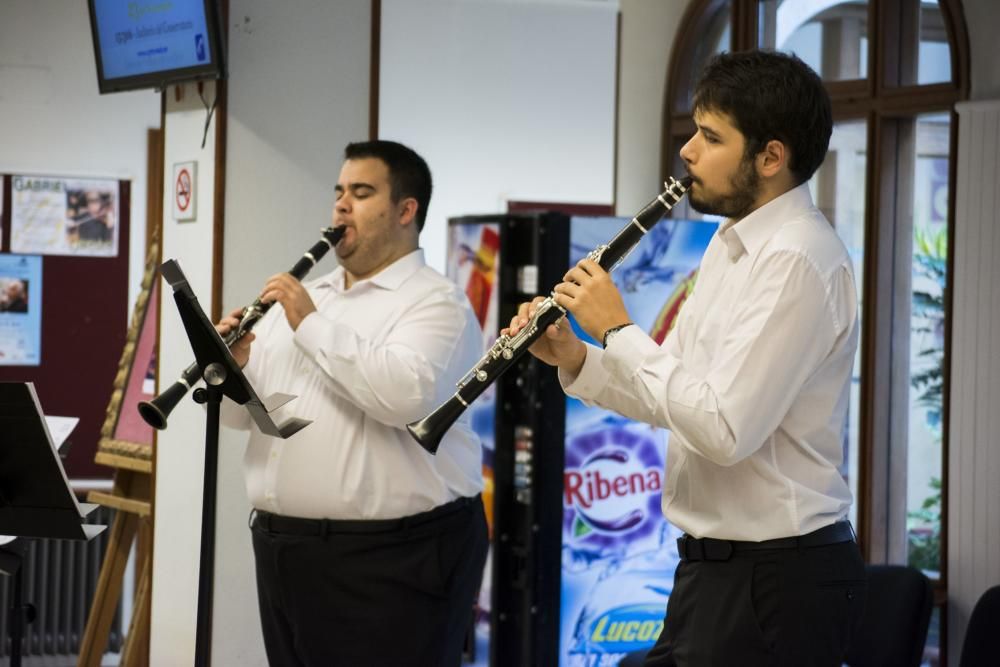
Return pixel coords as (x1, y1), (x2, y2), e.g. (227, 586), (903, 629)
(0, 254), (43, 366)
(559, 217), (717, 666)
(9, 175), (119, 257)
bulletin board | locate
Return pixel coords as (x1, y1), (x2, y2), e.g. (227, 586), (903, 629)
(0, 173), (131, 479)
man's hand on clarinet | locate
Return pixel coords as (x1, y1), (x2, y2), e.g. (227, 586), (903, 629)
(216, 306), (254, 368)
(260, 273), (317, 331)
(553, 259), (631, 344)
(505, 296), (587, 376)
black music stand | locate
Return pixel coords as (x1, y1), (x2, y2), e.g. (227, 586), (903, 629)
(0, 382), (106, 667)
(159, 259), (310, 667)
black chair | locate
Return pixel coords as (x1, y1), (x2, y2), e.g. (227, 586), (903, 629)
(960, 584), (1000, 666)
(844, 564), (933, 667)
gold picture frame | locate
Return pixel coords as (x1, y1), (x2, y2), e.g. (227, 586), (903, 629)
(96, 233), (160, 472)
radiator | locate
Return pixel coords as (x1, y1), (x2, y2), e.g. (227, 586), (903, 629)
(1, 504), (123, 657)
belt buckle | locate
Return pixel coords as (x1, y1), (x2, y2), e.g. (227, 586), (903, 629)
(705, 538), (734, 561)
(677, 535), (705, 561)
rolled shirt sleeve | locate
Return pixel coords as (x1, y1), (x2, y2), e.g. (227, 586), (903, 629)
(292, 293), (476, 428)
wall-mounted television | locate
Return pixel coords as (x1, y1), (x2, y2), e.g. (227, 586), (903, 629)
(87, 0), (226, 94)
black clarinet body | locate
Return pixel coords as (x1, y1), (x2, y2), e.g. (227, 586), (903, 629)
(138, 225), (346, 430)
(408, 176), (692, 453)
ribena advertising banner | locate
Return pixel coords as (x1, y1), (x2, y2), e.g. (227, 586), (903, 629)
(560, 217), (716, 667)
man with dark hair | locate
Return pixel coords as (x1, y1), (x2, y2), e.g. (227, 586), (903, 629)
(344, 140), (433, 232)
(218, 140), (487, 666)
(509, 50), (865, 665)
(692, 49), (832, 187)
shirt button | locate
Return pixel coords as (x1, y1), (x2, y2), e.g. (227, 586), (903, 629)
(270, 450), (278, 459)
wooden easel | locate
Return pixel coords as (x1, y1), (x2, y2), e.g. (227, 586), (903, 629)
(76, 221), (161, 667)
(77, 456), (152, 667)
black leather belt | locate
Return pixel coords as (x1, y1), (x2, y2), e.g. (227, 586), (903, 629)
(250, 494), (480, 537)
(677, 521), (856, 562)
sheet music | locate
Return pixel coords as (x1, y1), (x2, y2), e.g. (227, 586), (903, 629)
(0, 382), (106, 541)
(44, 415), (78, 451)
(24, 384), (83, 515)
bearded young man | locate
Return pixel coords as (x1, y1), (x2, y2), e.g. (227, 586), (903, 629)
(217, 140), (487, 666)
(509, 50), (866, 666)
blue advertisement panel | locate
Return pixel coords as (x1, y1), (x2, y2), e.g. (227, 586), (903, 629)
(560, 217), (717, 667)
(0, 254), (44, 366)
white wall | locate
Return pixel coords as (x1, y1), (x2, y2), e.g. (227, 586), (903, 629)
(149, 80), (221, 667)
(947, 1), (1000, 663)
(615, 0), (686, 214)
(949, 97), (1000, 667)
(215, 2), (372, 665)
(224, 0), (371, 310)
(0, 0), (160, 319)
(151, 2), (372, 665)
(379, 0), (618, 273)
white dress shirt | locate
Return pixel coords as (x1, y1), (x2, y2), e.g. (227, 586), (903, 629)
(563, 184), (858, 541)
(221, 249), (484, 520)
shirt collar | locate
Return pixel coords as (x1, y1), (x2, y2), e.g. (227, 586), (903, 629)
(315, 248), (426, 292)
(719, 182), (815, 261)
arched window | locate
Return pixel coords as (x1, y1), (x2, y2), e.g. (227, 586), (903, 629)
(662, 0), (969, 658)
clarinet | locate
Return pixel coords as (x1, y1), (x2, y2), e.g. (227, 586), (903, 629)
(408, 176), (692, 453)
(138, 225), (347, 430)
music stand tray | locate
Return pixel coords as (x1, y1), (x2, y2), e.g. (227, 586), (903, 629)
(160, 259), (310, 438)
(0, 382), (105, 540)
(160, 259), (311, 666)
(1, 381), (106, 667)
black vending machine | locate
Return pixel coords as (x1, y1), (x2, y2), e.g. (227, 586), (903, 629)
(445, 211), (569, 667)
(447, 206), (715, 667)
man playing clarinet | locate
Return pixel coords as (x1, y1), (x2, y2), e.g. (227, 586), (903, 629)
(216, 140), (487, 666)
(509, 50), (865, 666)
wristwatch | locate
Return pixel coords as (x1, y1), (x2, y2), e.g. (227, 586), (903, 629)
(602, 322), (633, 348)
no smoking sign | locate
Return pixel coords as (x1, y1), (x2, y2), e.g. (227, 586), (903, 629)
(172, 161), (198, 222)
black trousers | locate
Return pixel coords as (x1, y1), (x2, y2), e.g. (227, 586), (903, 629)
(644, 529), (867, 667)
(250, 495), (488, 667)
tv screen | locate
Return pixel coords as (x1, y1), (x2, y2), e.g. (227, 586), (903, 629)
(87, 0), (226, 94)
